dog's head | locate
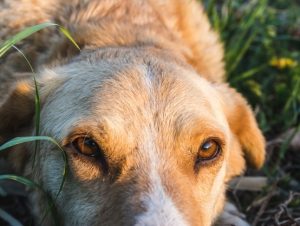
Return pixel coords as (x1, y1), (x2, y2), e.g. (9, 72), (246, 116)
(0, 48), (265, 226)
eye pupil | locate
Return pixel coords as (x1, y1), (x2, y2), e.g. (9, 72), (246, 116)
(70, 136), (109, 174)
(197, 139), (221, 163)
(72, 137), (100, 157)
(85, 139), (97, 147)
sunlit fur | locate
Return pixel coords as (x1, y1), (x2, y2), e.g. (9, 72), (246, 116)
(0, 1), (265, 225)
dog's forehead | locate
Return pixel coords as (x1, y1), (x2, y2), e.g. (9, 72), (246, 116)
(41, 57), (226, 141)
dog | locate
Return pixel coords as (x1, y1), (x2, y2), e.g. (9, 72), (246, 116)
(0, 0), (265, 225)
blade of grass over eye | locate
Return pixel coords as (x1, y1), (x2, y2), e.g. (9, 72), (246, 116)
(0, 22), (80, 58)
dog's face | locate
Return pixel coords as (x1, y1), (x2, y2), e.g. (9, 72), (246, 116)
(0, 49), (265, 226)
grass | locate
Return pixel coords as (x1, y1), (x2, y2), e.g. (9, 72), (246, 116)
(0, 22), (80, 58)
(204, 0), (300, 225)
(0, 136), (68, 198)
(0, 0), (299, 225)
(0, 23), (77, 226)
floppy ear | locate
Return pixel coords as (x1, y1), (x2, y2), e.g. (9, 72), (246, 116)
(0, 79), (35, 139)
(217, 84), (266, 170)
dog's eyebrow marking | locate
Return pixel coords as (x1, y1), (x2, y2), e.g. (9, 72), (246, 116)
(134, 128), (189, 226)
(174, 113), (227, 142)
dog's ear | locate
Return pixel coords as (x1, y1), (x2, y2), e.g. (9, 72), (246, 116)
(0, 79), (35, 139)
(217, 84), (265, 171)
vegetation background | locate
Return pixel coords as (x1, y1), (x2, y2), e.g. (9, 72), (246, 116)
(203, 0), (300, 225)
(0, 0), (299, 225)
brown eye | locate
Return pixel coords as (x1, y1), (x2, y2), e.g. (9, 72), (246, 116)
(71, 137), (101, 157)
(197, 139), (221, 162)
(70, 136), (109, 174)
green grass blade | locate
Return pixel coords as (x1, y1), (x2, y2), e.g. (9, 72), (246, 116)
(220, 0), (233, 32)
(9, 47), (40, 141)
(228, 30), (258, 75)
(0, 136), (68, 196)
(10, 48), (40, 130)
(0, 174), (41, 189)
(225, 0), (267, 73)
(0, 136), (55, 151)
(231, 64), (267, 83)
(0, 23), (75, 224)
(0, 22), (80, 58)
(59, 27), (80, 50)
(0, 208), (23, 226)
(0, 22), (56, 57)
(32, 77), (41, 169)
(0, 175), (61, 225)
(11, 46), (41, 169)
(206, 0), (217, 18)
(11, 45), (34, 72)
(0, 136), (68, 224)
(212, 5), (220, 31)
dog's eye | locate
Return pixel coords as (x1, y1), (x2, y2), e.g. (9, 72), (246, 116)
(197, 139), (221, 162)
(70, 137), (109, 173)
(71, 137), (101, 157)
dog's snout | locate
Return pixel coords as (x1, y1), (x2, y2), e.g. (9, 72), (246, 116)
(134, 179), (189, 226)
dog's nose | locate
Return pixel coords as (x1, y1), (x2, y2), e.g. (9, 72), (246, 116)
(133, 182), (189, 226)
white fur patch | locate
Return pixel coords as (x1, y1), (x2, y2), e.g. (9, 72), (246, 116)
(135, 184), (189, 226)
(211, 162), (226, 199)
(134, 128), (189, 226)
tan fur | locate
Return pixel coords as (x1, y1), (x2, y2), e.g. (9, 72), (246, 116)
(0, 1), (265, 225)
